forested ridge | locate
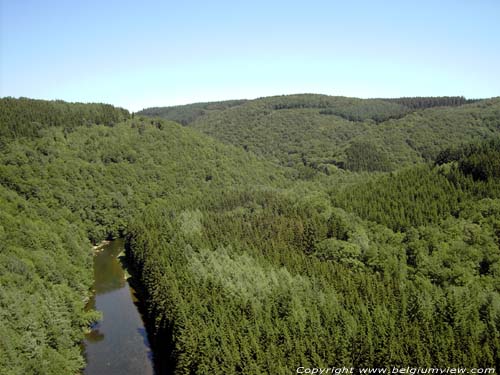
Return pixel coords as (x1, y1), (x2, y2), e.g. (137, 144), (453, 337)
(138, 95), (478, 125)
(1, 96), (500, 374)
(0, 97), (129, 142)
(138, 99), (248, 126)
(0, 97), (284, 374)
(140, 94), (500, 174)
(129, 143), (500, 373)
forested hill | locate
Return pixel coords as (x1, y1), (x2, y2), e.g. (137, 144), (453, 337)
(138, 95), (477, 125)
(190, 95), (499, 172)
(129, 138), (500, 374)
(2, 97), (500, 374)
(0, 97), (130, 141)
(380, 96), (478, 110)
(0, 98), (285, 374)
(136, 99), (248, 125)
(139, 94), (500, 173)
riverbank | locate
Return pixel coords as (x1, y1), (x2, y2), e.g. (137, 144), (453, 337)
(83, 239), (154, 375)
(92, 240), (111, 253)
(124, 240), (176, 374)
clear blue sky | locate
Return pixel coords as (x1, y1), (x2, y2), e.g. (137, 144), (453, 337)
(1, 0), (499, 111)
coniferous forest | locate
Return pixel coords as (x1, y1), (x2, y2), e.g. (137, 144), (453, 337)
(1, 95), (500, 374)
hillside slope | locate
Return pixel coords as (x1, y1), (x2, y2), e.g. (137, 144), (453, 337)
(137, 99), (248, 126)
(0, 98), (285, 374)
(2, 97), (500, 374)
(140, 94), (500, 173)
(129, 139), (500, 374)
(190, 95), (500, 172)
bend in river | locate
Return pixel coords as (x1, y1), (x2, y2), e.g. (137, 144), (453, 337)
(84, 239), (154, 375)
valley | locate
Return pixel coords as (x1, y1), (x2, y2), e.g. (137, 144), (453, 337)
(1, 95), (499, 374)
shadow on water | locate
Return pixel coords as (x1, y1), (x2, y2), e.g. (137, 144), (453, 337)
(83, 239), (156, 375)
(85, 328), (105, 343)
(123, 241), (177, 375)
(138, 328), (155, 361)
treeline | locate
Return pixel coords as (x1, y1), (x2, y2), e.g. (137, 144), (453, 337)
(0, 97), (130, 141)
(382, 96), (478, 110)
(267, 94), (409, 122)
(173, 94), (500, 173)
(140, 95), (485, 132)
(136, 99), (247, 125)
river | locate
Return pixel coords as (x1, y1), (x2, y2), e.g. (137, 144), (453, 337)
(84, 238), (155, 374)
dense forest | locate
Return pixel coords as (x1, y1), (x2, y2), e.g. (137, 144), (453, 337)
(138, 99), (248, 126)
(139, 94), (500, 174)
(0, 97), (284, 374)
(0, 97), (129, 141)
(128, 141), (500, 373)
(1, 96), (500, 374)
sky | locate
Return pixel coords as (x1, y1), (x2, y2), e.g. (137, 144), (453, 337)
(1, 0), (499, 111)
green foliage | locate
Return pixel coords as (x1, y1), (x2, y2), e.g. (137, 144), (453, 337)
(381, 96), (478, 110)
(0, 98), (284, 374)
(129, 174), (500, 373)
(0, 97), (130, 142)
(140, 94), (500, 173)
(265, 94), (409, 122)
(332, 165), (465, 231)
(435, 138), (500, 175)
(344, 140), (393, 172)
(0, 185), (94, 374)
(2, 97), (500, 374)
(136, 99), (247, 125)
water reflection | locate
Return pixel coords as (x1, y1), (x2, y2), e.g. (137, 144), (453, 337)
(84, 239), (154, 375)
(85, 327), (105, 343)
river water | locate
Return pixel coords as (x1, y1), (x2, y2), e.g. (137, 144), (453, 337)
(84, 239), (155, 374)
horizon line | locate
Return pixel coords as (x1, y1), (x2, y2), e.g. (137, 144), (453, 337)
(1, 92), (497, 113)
